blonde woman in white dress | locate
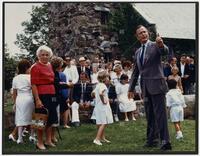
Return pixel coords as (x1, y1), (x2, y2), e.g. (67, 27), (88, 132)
(12, 59), (35, 144)
(116, 74), (137, 121)
(93, 71), (113, 145)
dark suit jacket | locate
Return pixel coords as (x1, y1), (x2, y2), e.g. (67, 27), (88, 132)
(129, 41), (168, 95)
(107, 84), (117, 100)
(188, 64), (195, 83)
(177, 63), (190, 77)
(77, 66), (91, 80)
(163, 65), (172, 78)
(72, 82), (93, 103)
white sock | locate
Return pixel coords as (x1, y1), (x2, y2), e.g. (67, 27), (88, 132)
(30, 129), (35, 137)
(18, 126), (23, 141)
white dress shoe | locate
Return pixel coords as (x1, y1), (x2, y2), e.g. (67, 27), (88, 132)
(29, 136), (37, 143)
(125, 118), (129, 122)
(93, 139), (102, 145)
(101, 138), (111, 143)
(8, 134), (16, 142)
(132, 116), (136, 121)
(114, 114), (119, 122)
(17, 139), (24, 144)
(176, 131), (183, 140)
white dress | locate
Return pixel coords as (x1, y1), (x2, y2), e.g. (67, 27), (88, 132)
(12, 74), (34, 126)
(166, 89), (186, 122)
(116, 83), (136, 112)
(93, 83), (113, 124)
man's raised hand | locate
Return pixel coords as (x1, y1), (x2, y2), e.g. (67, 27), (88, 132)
(156, 33), (164, 48)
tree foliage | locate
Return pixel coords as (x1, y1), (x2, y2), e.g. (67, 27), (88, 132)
(15, 3), (49, 59)
(107, 3), (147, 59)
(4, 44), (17, 91)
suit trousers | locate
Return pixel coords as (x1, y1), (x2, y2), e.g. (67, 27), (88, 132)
(144, 88), (170, 144)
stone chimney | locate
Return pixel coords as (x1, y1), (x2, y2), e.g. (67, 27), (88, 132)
(48, 2), (120, 61)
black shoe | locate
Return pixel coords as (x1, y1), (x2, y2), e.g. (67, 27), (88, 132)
(143, 141), (159, 148)
(160, 142), (172, 150)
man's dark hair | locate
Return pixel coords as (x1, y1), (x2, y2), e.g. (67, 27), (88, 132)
(134, 25), (148, 34)
(167, 79), (177, 90)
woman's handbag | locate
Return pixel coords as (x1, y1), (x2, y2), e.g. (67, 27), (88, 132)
(31, 107), (48, 130)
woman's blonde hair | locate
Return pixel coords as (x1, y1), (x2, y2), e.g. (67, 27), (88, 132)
(113, 64), (122, 72)
(97, 70), (108, 82)
(36, 45), (53, 57)
(171, 66), (179, 72)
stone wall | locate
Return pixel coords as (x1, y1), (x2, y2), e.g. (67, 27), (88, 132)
(48, 3), (121, 60)
(4, 95), (196, 129)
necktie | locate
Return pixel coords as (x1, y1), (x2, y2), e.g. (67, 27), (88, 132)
(81, 83), (84, 94)
(140, 44), (145, 65)
(81, 83), (84, 102)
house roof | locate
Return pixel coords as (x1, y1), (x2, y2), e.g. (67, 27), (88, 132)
(132, 3), (196, 40)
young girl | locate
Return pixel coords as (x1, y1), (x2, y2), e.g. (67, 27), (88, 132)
(166, 79), (187, 139)
(168, 66), (183, 93)
(12, 59), (35, 144)
(93, 71), (113, 145)
(122, 60), (132, 81)
(115, 74), (137, 121)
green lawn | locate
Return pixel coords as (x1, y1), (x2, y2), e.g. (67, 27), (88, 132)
(3, 118), (197, 154)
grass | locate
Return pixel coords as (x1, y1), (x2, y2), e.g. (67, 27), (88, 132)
(3, 118), (197, 154)
(3, 92), (197, 154)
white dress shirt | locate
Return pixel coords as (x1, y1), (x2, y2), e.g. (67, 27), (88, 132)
(180, 63), (185, 78)
(63, 65), (79, 84)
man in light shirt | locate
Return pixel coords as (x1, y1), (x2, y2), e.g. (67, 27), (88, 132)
(63, 56), (79, 84)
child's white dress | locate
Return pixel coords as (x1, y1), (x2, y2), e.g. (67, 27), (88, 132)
(116, 83), (136, 112)
(12, 74), (34, 126)
(166, 89), (186, 122)
(93, 83), (113, 124)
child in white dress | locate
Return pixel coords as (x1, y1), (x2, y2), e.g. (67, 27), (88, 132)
(12, 59), (35, 144)
(93, 71), (113, 145)
(116, 74), (136, 121)
(166, 79), (187, 139)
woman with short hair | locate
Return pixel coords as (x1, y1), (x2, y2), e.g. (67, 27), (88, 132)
(31, 45), (57, 150)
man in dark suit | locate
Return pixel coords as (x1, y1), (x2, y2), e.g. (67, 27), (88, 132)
(188, 56), (195, 94)
(177, 55), (190, 95)
(77, 56), (91, 81)
(71, 72), (93, 127)
(128, 25), (171, 150)
(163, 57), (177, 79)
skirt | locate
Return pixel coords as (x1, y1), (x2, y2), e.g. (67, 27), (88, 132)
(39, 94), (58, 126)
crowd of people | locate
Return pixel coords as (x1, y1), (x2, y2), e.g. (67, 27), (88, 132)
(8, 25), (195, 151)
